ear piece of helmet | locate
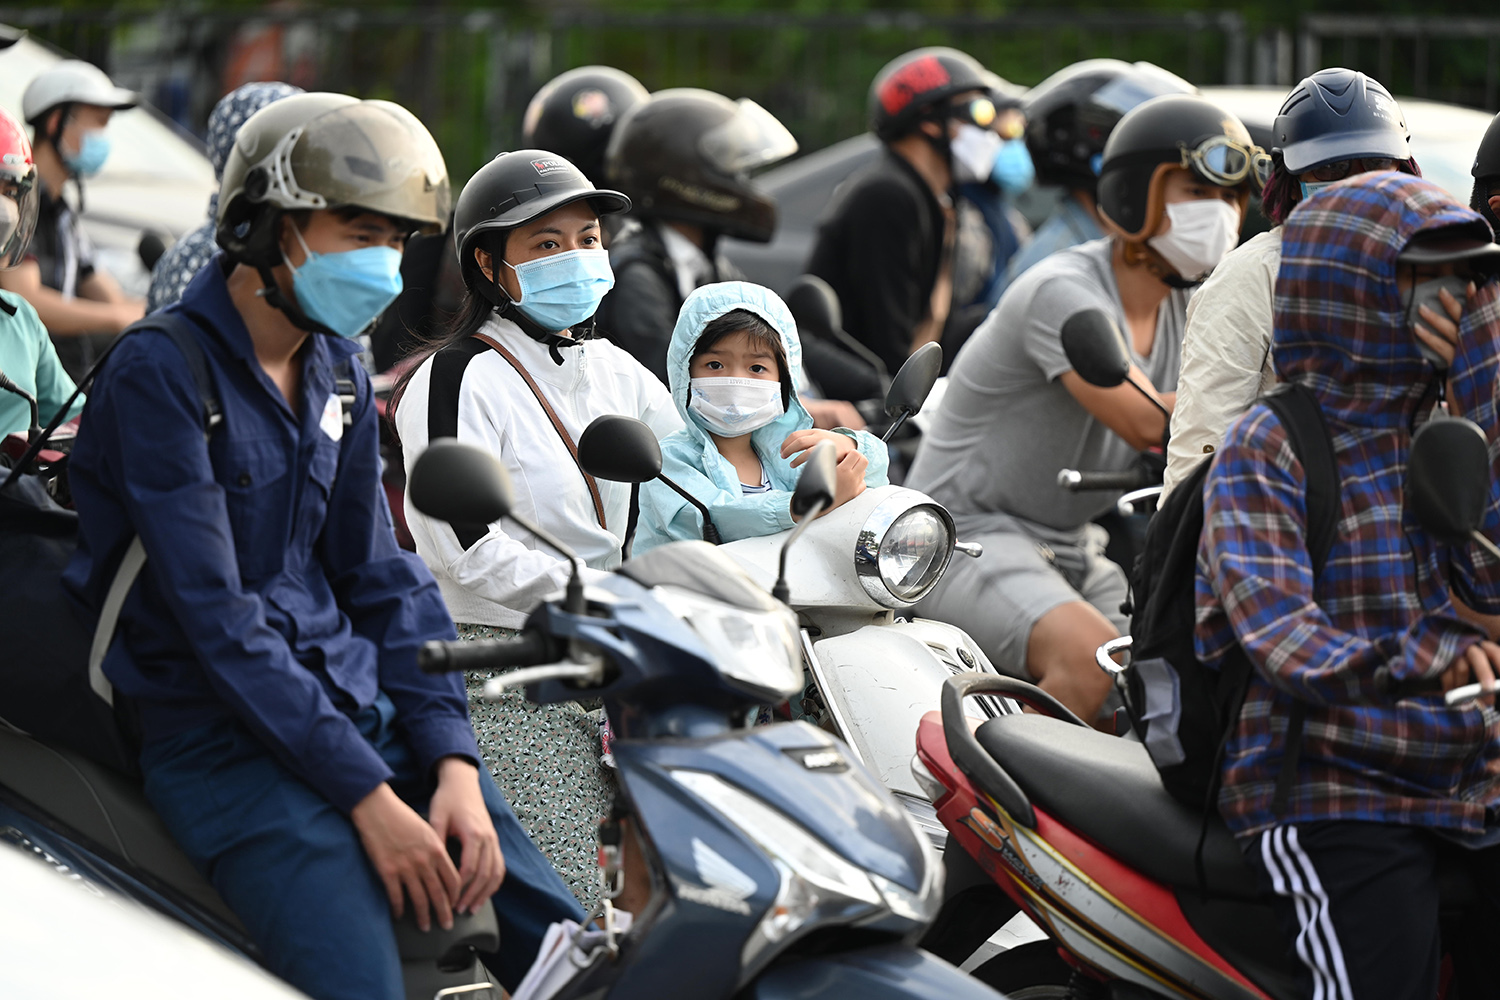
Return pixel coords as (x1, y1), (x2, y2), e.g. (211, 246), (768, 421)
(243, 166), (270, 203)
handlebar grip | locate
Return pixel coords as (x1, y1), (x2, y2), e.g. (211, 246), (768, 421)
(418, 630), (559, 674)
(1057, 468), (1149, 492)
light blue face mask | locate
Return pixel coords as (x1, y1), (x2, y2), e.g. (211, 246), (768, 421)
(64, 130), (110, 178)
(991, 138), (1035, 195)
(286, 228), (404, 339)
(506, 248), (615, 333)
(1299, 179), (1336, 200)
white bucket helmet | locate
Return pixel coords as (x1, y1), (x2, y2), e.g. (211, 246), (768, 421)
(22, 60), (137, 127)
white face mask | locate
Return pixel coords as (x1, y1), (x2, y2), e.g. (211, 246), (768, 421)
(688, 377), (784, 437)
(1147, 199), (1242, 282)
(950, 123), (1003, 186)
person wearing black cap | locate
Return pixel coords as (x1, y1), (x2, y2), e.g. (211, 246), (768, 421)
(806, 47), (996, 377)
(393, 149), (682, 629)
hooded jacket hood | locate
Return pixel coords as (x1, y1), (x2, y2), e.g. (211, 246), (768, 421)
(666, 280), (812, 485)
(1274, 171), (1494, 430)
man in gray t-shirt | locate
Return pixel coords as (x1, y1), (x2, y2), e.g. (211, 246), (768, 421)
(907, 91), (1258, 723)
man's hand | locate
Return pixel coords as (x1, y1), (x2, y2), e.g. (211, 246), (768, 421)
(1438, 638), (1500, 698)
(802, 397), (867, 431)
(350, 782), (461, 932)
(428, 757), (506, 917)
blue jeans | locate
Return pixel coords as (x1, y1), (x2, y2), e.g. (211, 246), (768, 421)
(140, 693), (586, 1000)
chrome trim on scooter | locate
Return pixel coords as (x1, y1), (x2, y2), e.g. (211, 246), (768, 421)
(854, 494), (956, 608)
(1096, 636), (1131, 676)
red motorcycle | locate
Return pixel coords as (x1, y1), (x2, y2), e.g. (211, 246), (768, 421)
(913, 669), (1476, 1000)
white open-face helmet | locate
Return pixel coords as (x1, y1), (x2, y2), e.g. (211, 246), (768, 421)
(22, 60), (137, 126)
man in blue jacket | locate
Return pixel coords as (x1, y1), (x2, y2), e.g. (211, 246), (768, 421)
(63, 92), (583, 1000)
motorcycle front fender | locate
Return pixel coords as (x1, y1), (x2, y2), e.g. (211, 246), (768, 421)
(748, 943), (1003, 1000)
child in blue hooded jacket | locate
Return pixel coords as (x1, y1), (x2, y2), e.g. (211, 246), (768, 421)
(636, 281), (889, 551)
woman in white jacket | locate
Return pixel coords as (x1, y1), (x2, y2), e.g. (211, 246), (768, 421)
(393, 150), (681, 900)
(1163, 69), (1419, 497)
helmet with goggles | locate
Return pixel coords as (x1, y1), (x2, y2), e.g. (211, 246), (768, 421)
(1275, 68), (1410, 175)
(0, 108), (38, 270)
(216, 93), (451, 334)
(868, 47), (991, 143)
(1097, 94), (1262, 241)
(522, 66), (649, 188)
(605, 88), (796, 244)
(1022, 59), (1196, 191)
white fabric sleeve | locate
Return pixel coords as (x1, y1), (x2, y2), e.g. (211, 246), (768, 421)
(1162, 244), (1278, 499)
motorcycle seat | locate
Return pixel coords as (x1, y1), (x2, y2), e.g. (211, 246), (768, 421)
(974, 713), (1261, 899)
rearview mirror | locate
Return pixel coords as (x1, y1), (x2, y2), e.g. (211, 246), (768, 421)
(885, 342), (943, 419)
(785, 274), (843, 341)
(1408, 416), (1490, 545)
(579, 414), (664, 484)
(409, 439), (514, 526)
(1060, 309), (1131, 389)
(790, 441), (837, 518)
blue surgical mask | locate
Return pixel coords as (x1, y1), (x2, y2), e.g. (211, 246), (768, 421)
(991, 138), (1035, 195)
(1300, 180), (1335, 200)
(64, 129), (110, 178)
(505, 248), (615, 332)
(286, 228), (403, 339)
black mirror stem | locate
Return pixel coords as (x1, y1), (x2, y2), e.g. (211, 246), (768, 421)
(881, 407), (913, 445)
(658, 473), (722, 545)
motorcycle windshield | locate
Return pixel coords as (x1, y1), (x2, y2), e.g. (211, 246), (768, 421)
(698, 99), (798, 176)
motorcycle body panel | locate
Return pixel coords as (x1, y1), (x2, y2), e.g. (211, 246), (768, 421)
(915, 713), (1288, 1000)
(747, 942), (1000, 1000)
(807, 619), (1004, 801)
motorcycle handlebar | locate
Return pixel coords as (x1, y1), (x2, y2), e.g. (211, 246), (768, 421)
(418, 630), (560, 674)
(1057, 468), (1151, 492)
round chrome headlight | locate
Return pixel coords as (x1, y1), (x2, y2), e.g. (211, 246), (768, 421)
(855, 496), (955, 608)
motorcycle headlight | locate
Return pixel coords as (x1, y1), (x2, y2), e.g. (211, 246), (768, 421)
(651, 586), (802, 700)
(855, 499), (955, 607)
(671, 770), (885, 982)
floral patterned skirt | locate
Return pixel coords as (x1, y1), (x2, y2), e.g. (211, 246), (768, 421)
(455, 622), (612, 906)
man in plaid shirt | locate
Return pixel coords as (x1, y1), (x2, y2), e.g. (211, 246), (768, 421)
(1197, 171), (1500, 999)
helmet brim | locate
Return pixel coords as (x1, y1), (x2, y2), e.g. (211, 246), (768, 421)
(1397, 227), (1500, 274)
(1279, 128), (1410, 175)
(491, 186), (631, 231)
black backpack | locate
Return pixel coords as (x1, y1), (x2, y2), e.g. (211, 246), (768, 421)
(1124, 382), (1339, 813)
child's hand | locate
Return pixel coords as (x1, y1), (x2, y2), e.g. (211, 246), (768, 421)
(831, 448), (869, 512)
(782, 428), (857, 467)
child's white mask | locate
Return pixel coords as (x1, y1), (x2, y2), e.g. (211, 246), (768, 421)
(688, 377), (783, 437)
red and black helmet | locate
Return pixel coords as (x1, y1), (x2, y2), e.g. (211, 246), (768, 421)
(868, 47), (989, 142)
(0, 108), (38, 270)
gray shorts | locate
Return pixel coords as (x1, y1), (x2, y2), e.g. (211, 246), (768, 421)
(915, 519), (1128, 679)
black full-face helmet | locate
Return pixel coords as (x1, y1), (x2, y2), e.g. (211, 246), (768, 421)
(1097, 94), (1263, 242)
(1022, 59), (1197, 191)
(605, 88), (796, 244)
(521, 66), (649, 188)
(453, 148), (630, 311)
(867, 47), (989, 143)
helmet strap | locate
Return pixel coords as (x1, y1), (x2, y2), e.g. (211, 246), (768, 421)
(1122, 240), (1204, 290)
(253, 258), (338, 337)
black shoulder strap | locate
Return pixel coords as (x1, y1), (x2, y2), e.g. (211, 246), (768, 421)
(1259, 381), (1338, 816)
(138, 313), (223, 440)
(1261, 382), (1339, 578)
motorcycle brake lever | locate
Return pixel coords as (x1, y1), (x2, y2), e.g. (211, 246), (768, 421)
(954, 540), (983, 558)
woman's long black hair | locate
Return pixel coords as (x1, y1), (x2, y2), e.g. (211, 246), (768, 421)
(387, 232), (503, 435)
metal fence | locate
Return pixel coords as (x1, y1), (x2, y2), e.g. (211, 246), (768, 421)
(1299, 15), (1500, 110)
(0, 6), (1255, 184)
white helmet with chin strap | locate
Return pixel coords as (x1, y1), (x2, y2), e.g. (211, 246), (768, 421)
(22, 60), (137, 127)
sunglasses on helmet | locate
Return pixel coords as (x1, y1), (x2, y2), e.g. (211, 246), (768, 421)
(944, 96), (997, 130)
(1178, 135), (1272, 191)
(1306, 157), (1402, 182)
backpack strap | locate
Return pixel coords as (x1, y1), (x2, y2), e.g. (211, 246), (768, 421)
(1259, 382), (1340, 816)
(87, 313), (224, 706)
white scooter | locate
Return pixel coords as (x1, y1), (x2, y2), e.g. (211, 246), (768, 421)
(578, 344), (1008, 848)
